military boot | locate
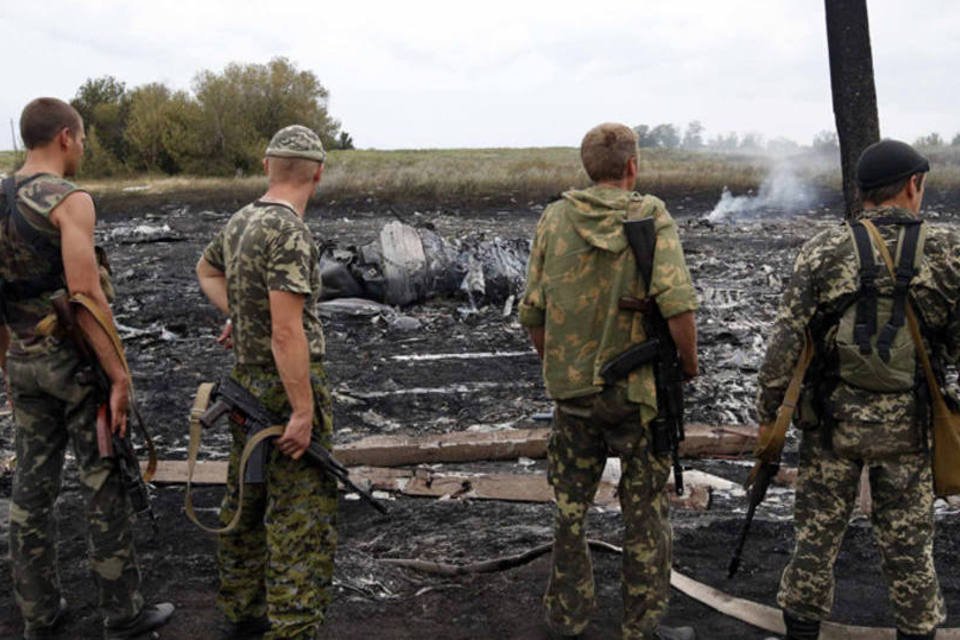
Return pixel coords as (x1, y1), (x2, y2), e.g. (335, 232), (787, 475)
(783, 611), (820, 640)
(104, 602), (175, 639)
(896, 631), (936, 640)
(654, 625), (696, 640)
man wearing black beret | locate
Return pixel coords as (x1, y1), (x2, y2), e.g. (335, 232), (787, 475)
(756, 139), (958, 639)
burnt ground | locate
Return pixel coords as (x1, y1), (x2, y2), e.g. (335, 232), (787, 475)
(2, 187), (960, 639)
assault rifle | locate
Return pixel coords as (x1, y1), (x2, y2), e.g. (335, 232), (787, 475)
(600, 217), (686, 495)
(727, 458), (778, 578)
(199, 377), (388, 515)
(728, 332), (814, 578)
(51, 293), (159, 537)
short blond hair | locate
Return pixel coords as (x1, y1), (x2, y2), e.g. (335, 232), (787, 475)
(580, 123), (638, 182)
(267, 156), (320, 185)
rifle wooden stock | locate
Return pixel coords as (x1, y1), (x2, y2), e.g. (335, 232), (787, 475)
(96, 404), (114, 458)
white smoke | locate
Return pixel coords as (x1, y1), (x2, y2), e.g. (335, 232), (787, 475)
(706, 162), (814, 223)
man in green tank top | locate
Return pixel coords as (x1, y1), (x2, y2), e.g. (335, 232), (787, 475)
(0, 98), (173, 639)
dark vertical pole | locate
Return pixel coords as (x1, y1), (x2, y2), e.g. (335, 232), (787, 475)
(825, 0), (881, 218)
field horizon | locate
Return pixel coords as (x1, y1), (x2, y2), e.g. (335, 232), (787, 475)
(3, 146), (959, 214)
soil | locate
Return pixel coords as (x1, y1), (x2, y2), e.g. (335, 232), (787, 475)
(2, 187), (960, 640)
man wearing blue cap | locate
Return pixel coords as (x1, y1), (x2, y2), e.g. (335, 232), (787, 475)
(757, 139), (959, 640)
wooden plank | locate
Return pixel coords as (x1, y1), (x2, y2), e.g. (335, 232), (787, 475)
(336, 424), (758, 468)
(679, 425), (756, 458)
(143, 461), (709, 509)
(335, 428), (551, 467)
(149, 459), (228, 484)
(403, 468), (709, 511)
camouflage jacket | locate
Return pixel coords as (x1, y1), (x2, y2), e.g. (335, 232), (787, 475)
(757, 206), (960, 456)
(519, 185), (697, 422)
(203, 201), (325, 366)
(0, 173), (84, 343)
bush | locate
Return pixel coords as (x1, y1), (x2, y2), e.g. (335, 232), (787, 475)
(69, 58), (345, 177)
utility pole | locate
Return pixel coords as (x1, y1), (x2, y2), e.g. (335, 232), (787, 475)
(825, 0), (881, 218)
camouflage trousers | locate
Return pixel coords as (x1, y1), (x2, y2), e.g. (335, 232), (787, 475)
(217, 362), (338, 640)
(6, 341), (143, 632)
(544, 387), (672, 640)
(778, 430), (945, 635)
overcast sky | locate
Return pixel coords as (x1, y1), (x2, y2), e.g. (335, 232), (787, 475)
(4, 1), (958, 150)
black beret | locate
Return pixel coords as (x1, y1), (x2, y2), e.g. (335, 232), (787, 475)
(856, 139), (930, 190)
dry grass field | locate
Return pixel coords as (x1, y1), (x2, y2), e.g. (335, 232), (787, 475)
(2, 145), (959, 210)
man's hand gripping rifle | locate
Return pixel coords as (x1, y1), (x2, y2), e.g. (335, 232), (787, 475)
(728, 332), (813, 578)
(200, 377), (388, 515)
(50, 292), (159, 538)
(599, 217), (686, 495)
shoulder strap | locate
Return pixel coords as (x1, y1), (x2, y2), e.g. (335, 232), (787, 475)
(861, 220), (946, 412)
(623, 195), (661, 293)
(874, 223), (922, 362)
(848, 222), (878, 355)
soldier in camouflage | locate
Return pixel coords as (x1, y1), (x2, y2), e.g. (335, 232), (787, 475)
(758, 139), (959, 640)
(519, 123), (699, 640)
(196, 124), (335, 640)
(1, 98), (173, 639)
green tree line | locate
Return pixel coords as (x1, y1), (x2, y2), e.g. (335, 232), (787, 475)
(69, 57), (353, 177)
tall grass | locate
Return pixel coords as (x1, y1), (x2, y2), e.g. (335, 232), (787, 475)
(76, 148), (780, 209)
(6, 145), (960, 210)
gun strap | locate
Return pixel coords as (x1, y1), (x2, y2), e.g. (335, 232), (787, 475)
(749, 330), (814, 487)
(185, 382), (286, 535)
(68, 292), (157, 482)
(624, 196), (659, 294)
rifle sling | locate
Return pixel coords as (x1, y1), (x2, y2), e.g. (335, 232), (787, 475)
(68, 292), (157, 482)
(185, 381), (285, 534)
(752, 330), (814, 470)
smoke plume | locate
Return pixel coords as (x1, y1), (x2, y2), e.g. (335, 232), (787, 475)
(706, 161), (814, 222)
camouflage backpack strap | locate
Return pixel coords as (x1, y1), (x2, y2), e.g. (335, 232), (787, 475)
(847, 222), (880, 356)
(875, 221), (923, 362)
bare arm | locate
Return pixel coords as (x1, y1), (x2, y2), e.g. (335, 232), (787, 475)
(51, 192), (129, 434)
(269, 290), (313, 460)
(527, 326), (545, 359)
(667, 311), (698, 379)
(196, 256), (229, 315)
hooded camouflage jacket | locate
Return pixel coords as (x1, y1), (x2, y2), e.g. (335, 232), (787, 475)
(203, 201), (325, 366)
(519, 185), (697, 422)
(757, 206), (960, 456)
(0, 174), (83, 344)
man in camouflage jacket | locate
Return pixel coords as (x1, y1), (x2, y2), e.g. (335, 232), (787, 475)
(1, 98), (173, 639)
(196, 125), (336, 640)
(757, 139), (960, 640)
(519, 123), (699, 640)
